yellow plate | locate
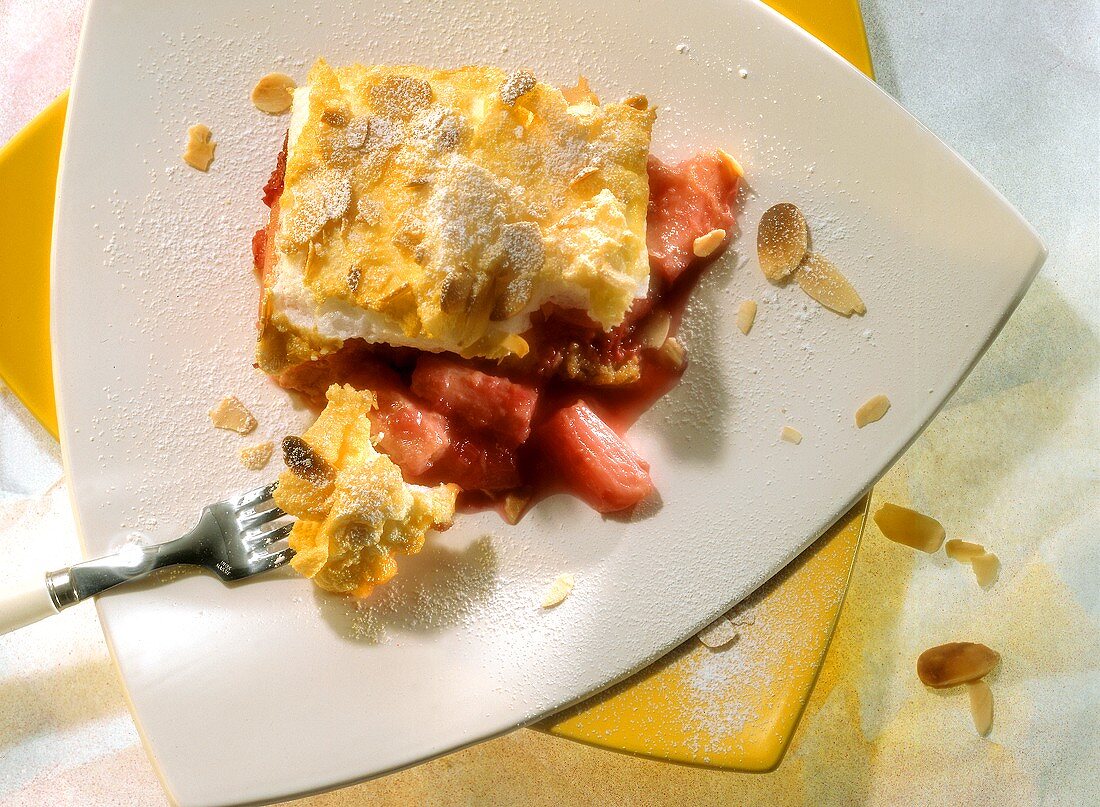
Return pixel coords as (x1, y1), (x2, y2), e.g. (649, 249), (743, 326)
(0, 0), (871, 772)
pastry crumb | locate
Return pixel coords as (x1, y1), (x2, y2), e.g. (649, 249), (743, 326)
(855, 394), (890, 427)
(736, 299), (757, 334)
(251, 72), (297, 114)
(239, 441), (274, 471)
(697, 615), (739, 648)
(541, 573), (575, 608)
(503, 492), (529, 525)
(971, 552), (1001, 588)
(692, 228), (726, 258)
(873, 502), (945, 552)
(757, 203), (808, 282)
(209, 396), (257, 434)
(916, 642), (1000, 688)
(182, 124), (216, 171)
(780, 425), (803, 444)
(968, 679), (994, 737)
(794, 252), (866, 316)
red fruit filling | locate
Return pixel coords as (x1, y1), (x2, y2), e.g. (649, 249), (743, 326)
(255, 152), (739, 515)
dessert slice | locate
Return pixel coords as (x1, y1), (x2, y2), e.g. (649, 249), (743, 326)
(256, 61), (655, 374)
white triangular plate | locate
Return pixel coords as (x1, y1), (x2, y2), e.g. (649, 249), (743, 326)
(52, 1), (1044, 804)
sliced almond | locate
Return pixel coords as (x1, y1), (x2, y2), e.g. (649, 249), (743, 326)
(182, 124), (216, 171)
(622, 94), (649, 111)
(239, 441), (274, 471)
(917, 642), (1000, 688)
(855, 394), (891, 428)
(873, 502), (945, 552)
(697, 615), (739, 649)
(757, 203), (808, 282)
(717, 148), (744, 180)
(541, 573), (575, 608)
(693, 228), (727, 258)
(780, 425), (803, 444)
(209, 396), (256, 434)
(503, 492), (529, 525)
(794, 252), (866, 316)
(736, 300), (757, 335)
(971, 552), (1001, 588)
(251, 72), (297, 114)
(638, 310), (672, 350)
(655, 337), (686, 370)
(968, 679), (994, 737)
(945, 539), (986, 562)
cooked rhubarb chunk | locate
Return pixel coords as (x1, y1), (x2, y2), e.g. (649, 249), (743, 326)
(411, 355), (538, 445)
(538, 401), (653, 512)
(646, 153), (738, 284)
(371, 390), (452, 478)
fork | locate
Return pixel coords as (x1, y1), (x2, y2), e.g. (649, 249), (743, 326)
(0, 482), (294, 635)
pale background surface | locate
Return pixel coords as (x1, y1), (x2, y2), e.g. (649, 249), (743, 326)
(0, 0), (1096, 804)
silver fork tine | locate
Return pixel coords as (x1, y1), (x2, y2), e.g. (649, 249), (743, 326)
(237, 505), (287, 532)
(252, 547), (295, 572)
(236, 481), (278, 509)
(250, 523), (293, 547)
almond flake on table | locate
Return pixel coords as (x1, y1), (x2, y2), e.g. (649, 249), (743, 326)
(697, 615), (739, 649)
(541, 573), (575, 608)
(780, 425), (803, 444)
(970, 552), (1001, 588)
(182, 123), (216, 171)
(736, 299), (757, 334)
(916, 642), (1000, 688)
(873, 502), (945, 552)
(251, 72), (296, 114)
(209, 396), (257, 434)
(855, 394), (890, 427)
(794, 252), (866, 316)
(757, 202), (808, 281)
(945, 539), (986, 562)
(968, 679), (994, 737)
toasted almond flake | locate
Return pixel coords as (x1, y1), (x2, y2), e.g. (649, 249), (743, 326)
(655, 337), (686, 370)
(717, 148), (744, 179)
(968, 680), (994, 736)
(873, 502), (945, 552)
(917, 642), (1000, 688)
(693, 228), (727, 258)
(794, 252), (866, 316)
(250, 72), (297, 114)
(780, 425), (803, 444)
(622, 94), (649, 111)
(239, 441), (274, 471)
(945, 539), (987, 562)
(736, 299), (757, 335)
(697, 615), (739, 649)
(182, 124), (215, 171)
(757, 203), (808, 281)
(639, 310), (672, 350)
(541, 573), (575, 608)
(209, 396), (256, 434)
(855, 394), (891, 428)
(571, 164), (599, 185)
(971, 552), (1001, 588)
(503, 493), (529, 525)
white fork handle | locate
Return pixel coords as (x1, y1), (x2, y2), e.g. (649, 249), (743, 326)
(0, 577), (59, 635)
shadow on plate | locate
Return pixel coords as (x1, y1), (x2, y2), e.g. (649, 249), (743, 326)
(315, 534), (500, 644)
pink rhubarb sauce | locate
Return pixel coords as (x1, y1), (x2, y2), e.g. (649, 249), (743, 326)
(254, 152), (739, 516)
